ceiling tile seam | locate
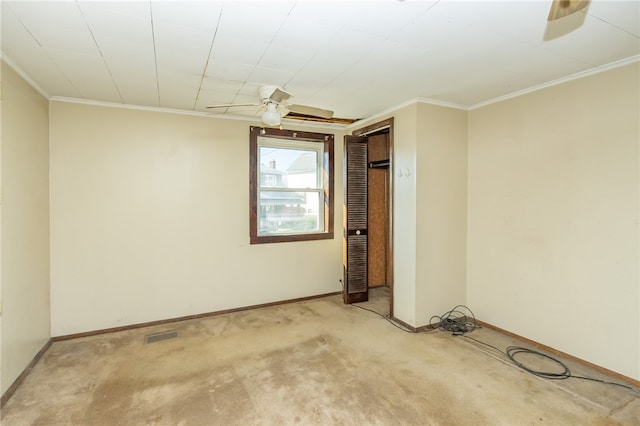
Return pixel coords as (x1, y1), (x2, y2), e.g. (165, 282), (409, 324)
(293, 4), (440, 110)
(0, 11), (82, 101)
(586, 11), (640, 39)
(4, 3), (43, 47)
(303, 4), (435, 106)
(537, 11), (640, 68)
(278, 7), (393, 102)
(239, 3), (297, 100)
(76, 1), (125, 104)
(149, 1), (161, 107)
(543, 50), (598, 69)
(408, 0), (442, 26)
(538, 35), (607, 69)
(468, 54), (640, 110)
(280, 2), (344, 98)
(35, 48), (85, 99)
(303, 40), (387, 109)
(192, 6), (224, 110)
(281, 47), (324, 94)
(1, 4), (81, 98)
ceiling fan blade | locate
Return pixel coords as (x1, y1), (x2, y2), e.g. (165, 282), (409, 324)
(286, 104), (334, 119)
(548, 0), (589, 21)
(285, 112), (358, 125)
(206, 102), (261, 109)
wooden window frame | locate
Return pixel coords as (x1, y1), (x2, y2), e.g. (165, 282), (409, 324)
(250, 126), (334, 244)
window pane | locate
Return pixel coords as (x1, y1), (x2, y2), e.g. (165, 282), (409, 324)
(259, 191), (322, 235)
(250, 126), (334, 244)
(259, 146), (319, 189)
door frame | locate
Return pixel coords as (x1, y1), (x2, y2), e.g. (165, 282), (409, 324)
(351, 118), (394, 316)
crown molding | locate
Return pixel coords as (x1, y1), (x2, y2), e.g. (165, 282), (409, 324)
(348, 54), (640, 128)
(415, 97), (468, 111)
(1, 53), (51, 99)
(469, 55), (640, 110)
(346, 97), (466, 131)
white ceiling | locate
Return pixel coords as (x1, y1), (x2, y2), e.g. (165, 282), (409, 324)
(2, 0), (639, 122)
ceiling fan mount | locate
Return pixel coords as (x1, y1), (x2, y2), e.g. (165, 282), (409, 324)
(207, 84), (335, 126)
(258, 85), (291, 105)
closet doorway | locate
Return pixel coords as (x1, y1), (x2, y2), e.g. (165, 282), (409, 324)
(343, 118), (394, 315)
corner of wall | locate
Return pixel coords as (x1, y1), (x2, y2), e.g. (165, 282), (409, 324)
(1, 60), (51, 395)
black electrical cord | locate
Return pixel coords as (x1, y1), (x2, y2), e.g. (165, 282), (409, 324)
(355, 302), (639, 394)
(351, 304), (437, 334)
(429, 305), (640, 395)
(429, 304), (479, 335)
(506, 346), (570, 379)
(462, 335), (638, 393)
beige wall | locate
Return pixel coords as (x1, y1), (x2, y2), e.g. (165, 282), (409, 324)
(415, 103), (468, 325)
(49, 101), (344, 336)
(351, 102), (468, 327)
(350, 105), (419, 324)
(1, 62), (51, 394)
(467, 62), (640, 379)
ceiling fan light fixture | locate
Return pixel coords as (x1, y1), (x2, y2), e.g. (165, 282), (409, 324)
(262, 102), (281, 126)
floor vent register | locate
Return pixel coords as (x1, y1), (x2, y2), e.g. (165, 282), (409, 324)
(144, 330), (179, 344)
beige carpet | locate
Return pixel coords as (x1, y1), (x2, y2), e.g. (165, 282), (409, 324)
(2, 288), (639, 425)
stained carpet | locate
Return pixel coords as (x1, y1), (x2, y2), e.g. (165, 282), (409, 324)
(2, 288), (638, 425)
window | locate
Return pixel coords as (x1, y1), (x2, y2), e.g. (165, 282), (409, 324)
(250, 126), (334, 244)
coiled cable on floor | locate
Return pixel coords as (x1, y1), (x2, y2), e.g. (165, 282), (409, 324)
(467, 337), (638, 393)
(459, 328), (640, 394)
(430, 304), (639, 394)
(356, 301), (638, 394)
(506, 346), (571, 379)
(429, 305), (478, 335)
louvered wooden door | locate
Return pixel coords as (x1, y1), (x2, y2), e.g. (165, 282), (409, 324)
(343, 135), (368, 304)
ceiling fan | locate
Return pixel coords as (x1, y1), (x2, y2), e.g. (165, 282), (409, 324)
(206, 85), (334, 126)
(547, 0), (589, 20)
